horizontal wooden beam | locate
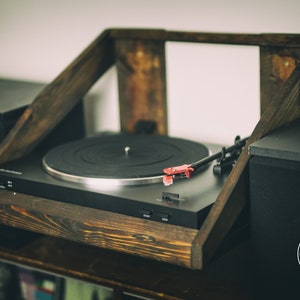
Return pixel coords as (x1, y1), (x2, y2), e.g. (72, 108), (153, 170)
(0, 190), (198, 268)
(108, 28), (300, 47)
(0, 234), (252, 299)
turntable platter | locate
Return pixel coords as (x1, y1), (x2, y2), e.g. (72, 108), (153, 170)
(42, 133), (209, 186)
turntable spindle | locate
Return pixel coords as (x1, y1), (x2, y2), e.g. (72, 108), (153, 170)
(124, 146), (131, 156)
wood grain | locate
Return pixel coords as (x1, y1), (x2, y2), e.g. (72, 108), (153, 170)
(108, 28), (300, 47)
(0, 190), (198, 268)
(260, 47), (300, 113)
(0, 235), (253, 300)
(115, 39), (167, 135)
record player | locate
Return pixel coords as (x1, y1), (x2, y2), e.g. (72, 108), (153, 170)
(0, 78), (247, 229)
(0, 130), (243, 229)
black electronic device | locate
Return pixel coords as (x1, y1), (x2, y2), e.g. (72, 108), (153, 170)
(0, 79), (248, 230)
(249, 119), (300, 299)
(0, 133), (231, 229)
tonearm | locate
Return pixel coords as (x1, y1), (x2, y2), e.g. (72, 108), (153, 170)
(162, 136), (248, 186)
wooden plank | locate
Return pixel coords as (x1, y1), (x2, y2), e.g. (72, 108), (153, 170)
(260, 47), (300, 113)
(0, 190), (198, 268)
(109, 28), (300, 47)
(191, 64), (300, 269)
(0, 29), (115, 164)
(115, 39), (168, 135)
(0, 236), (253, 300)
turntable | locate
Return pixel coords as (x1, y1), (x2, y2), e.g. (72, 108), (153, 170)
(0, 132), (240, 229)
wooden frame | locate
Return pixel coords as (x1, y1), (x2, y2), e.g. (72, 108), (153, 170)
(0, 29), (300, 270)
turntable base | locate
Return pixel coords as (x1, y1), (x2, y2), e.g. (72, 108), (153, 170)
(0, 136), (225, 229)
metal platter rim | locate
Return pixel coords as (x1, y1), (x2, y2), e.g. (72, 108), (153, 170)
(42, 157), (163, 186)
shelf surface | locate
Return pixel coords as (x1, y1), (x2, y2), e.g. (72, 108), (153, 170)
(0, 227), (253, 300)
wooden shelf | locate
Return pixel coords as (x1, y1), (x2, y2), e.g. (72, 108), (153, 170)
(0, 226), (253, 300)
(1, 29), (300, 298)
(0, 190), (199, 268)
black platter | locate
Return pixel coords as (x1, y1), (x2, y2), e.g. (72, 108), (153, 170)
(42, 133), (209, 186)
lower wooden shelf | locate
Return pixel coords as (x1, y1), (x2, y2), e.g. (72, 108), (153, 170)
(0, 188), (253, 299)
(0, 188), (249, 271)
(0, 190), (199, 268)
(0, 227), (253, 300)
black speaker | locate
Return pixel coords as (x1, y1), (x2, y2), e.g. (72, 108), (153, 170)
(249, 120), (300, 299)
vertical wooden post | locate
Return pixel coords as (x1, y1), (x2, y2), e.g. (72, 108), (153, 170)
(115, 39), (168, 135)
(260, 47), (300, 114)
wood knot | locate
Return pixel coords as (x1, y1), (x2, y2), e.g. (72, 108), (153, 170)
(133, 234), (156, 242)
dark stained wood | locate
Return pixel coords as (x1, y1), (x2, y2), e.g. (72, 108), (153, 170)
(0, 234), (253, 300)
(108, 28), (300, 47)
(0, 190), (197, 268)
(115, 39), (167, 134)
(0, 29), (115, 164)
(252, 64), (300, 136)
(192, 64), (300, 269)
(260, 47), (300, 113)
(0, 29), (300, 163)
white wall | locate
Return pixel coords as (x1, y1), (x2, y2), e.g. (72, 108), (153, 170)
(1, 0), (300, 144)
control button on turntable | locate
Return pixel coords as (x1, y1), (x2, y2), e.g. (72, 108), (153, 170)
(0, 181), (6, 190)
(158, 212), (171, 223)
(139, 209), (153, 219)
